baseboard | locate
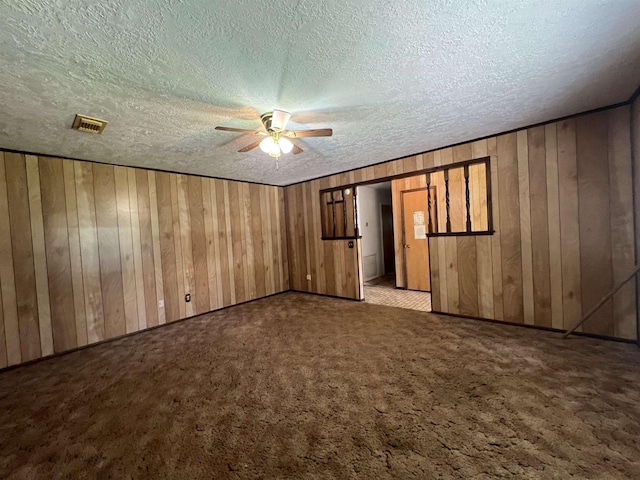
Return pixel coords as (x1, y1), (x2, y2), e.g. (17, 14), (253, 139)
(431, 310), (638, 345)
(290, 289), (363, 302)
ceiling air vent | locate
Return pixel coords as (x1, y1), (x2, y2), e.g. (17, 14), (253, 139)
(72, 114), (108, 134)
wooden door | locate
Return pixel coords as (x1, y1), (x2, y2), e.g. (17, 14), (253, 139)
(381, 204), (395, 274)
(401, 189), (431, 291)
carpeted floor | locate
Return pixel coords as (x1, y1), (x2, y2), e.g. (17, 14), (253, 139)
(1, 292), (639, 479)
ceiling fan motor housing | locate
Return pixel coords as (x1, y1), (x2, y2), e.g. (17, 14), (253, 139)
(261, 112), (275, 132)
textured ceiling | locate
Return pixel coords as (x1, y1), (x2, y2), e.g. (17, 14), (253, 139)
(1, 1), (640, 186)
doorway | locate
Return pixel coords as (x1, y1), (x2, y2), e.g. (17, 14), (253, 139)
(357, 180), (431, 312)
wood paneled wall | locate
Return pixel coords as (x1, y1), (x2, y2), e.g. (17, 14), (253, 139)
(285, 180), (360, 299)
(633, 95), (640, 344)
(284, 105), (637, 340)
(0, 151), (289, 368)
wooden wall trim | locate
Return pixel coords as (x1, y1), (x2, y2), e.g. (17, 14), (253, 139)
(0, 148), (281, 188)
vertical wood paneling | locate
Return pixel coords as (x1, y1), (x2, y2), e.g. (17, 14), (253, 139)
(229, 182), (246, 303)
(128, 169), (147, 329)
(0, 274), (5, 368)
(136, 170), (159, 326)
(472, 140), (494, 319)
(26, 156), (54, 356)
(517, 131), (535, 325)
(211, 180), (232, 306)
(433, 152), (448, 311)
(188, 175), (210, 315)
(633, 98), (640, 344)
(457, 236), (478, 316)
(557, 120), (583, 331)
(0, 153), (21, 366)
(94, 164), (125, 339)
(528, 127), (552, 327)
(0, 152), (289, 369)
(114, 167), (139, 335)
(301, 183), (312, 291)
(5, 153), (41, 361)
(262, 186), (276, 294)
(445, 237), (460, 314)
(311, 181), (324, 294)
(285, 105), (635, 340)
(170, 174), (186, 318)
(429, 237), (441, 311)
(241, 184), (256, 299)
(63, 160), (87, 346)
(250, 184), (266, 298)
(545, 124), (564, 330)
(39, 157), (75, 353)
(442, 149), (460, 313)
(176, 175), (194, 316)
(488, 137), (503, 320)
(75, 161), (105, 343)
(497, 133), (524, 323)
(391, 177), (407, 287)
(202, 178), (220, 310)
(223, 180), (236, 305)
(279, 188), (289, 290)
(209, 180), (224, 306)
(148, 172), (166, 324)
(606, 107), (636, 339)
(155, 172), (179, 322)
(577, 113), (614, 336)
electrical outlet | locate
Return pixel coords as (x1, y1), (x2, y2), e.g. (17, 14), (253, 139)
(158, 299), (164, 308)
(306, 274), (311, 281)
(185, 293), (191, 302)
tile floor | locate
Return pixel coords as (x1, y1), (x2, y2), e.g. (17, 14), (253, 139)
(363, 274), (432, 312)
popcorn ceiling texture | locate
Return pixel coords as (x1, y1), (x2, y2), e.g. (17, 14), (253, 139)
(1, 0), (639, 185)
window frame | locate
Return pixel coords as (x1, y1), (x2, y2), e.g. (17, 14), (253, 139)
(424, 157), (493, 237)
(319, 184), (360, 240)
(318, 156), (493, 241)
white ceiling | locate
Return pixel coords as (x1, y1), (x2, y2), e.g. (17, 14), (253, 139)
(1, 1), (639, 186)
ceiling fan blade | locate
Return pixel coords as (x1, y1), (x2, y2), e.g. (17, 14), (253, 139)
(285, 128), (333, 138)
(271, 110), (291, 130)
(216, 126), (265, 135)
(238, 138), (263, 152)
(292, 143), (303, 155)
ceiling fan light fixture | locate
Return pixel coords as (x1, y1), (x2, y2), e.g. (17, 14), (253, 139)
(278, 137), (293, 154)
(259, 136), (275, 153)
(269, 143), (281, 157)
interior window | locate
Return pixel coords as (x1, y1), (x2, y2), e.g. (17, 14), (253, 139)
(426, 158), (491, 236)
(320, 187), (358, 239)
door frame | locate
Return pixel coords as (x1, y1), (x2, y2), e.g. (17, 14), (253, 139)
(400, 187), (432, 292)
(379, 203), (395, 276)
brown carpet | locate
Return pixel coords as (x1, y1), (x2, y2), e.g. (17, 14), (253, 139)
(1, 292), (639, 479)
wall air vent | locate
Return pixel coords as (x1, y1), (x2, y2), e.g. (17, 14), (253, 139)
(72, 114), (108, 134)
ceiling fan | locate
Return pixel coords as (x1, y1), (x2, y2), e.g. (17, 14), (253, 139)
(215, 110), (333, 158)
